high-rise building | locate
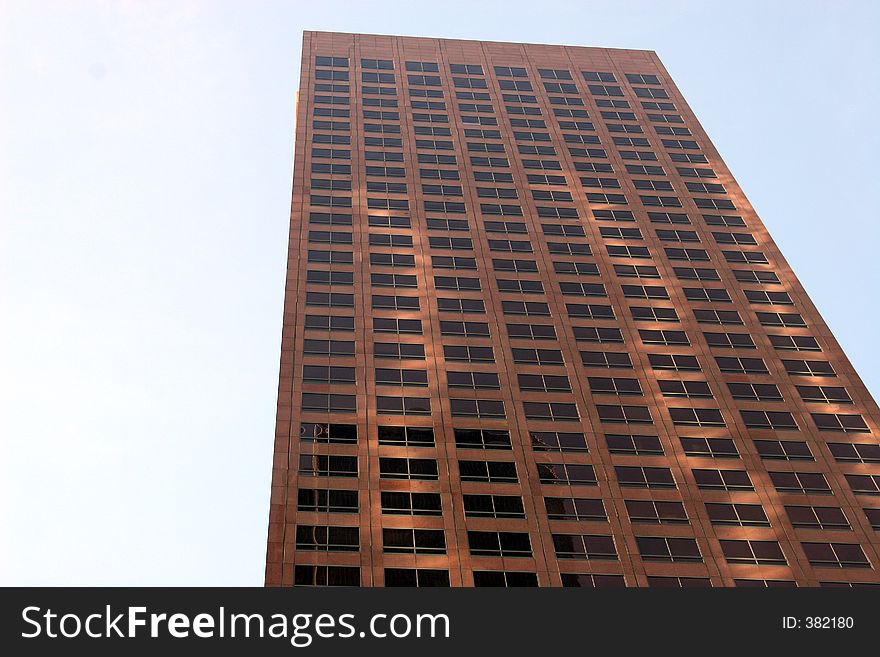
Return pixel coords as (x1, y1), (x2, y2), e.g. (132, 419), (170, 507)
(265, 31), (880, 587)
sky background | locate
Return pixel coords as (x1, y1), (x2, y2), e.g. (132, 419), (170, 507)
(2, 0), (878, 585)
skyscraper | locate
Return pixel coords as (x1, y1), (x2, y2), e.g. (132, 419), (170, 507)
(265, 31), (880, 587)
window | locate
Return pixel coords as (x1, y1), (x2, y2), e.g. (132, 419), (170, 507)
(373, 318), (422, 334)
(692, 468), (753, 491)
(433, 255), (476, 270)
(531, 431), (588, 452)
(740, 410), (798, 430)
(513, 348), (564, 366)
(309, 230), (352, 245)
(448, 371), (501, 390)
(297, 488), (358, 514)
(494, 66), (528, 77)
(811, 413), (870, 433)
(300, 422), (357, 445)
(555, 261), (601, 277)
(298, 454), (357, 478)
(639, 329), (689, 345)
(827, 442), (880, 464)
(621, 284), (668, 299)
(684, 287), (731, 303)
(716, 232), (760, 249)
(371, 273), (416, 288)
(715, 356), (768, 374)
(455, 428), (511, 450)
(845, 474), (880, 495)
(294, 565), (359, 587)
(473, 572), (538, 587)
(679, 436), (738, 458)
(769, 471), (831, 494)
(444, 345), (494, 362)
(770, 335), (821, 352)
(305, 291), (354, 307)
(518, 373), (572, 392)
(566, 303), (615, 319)
(581, 350), (633, 369)
(372, 294), (420, 310)
(606, 245), (652, 259)
(636, 537), (702, 563)
(625, 500), (688, 524)
(629, 306), (679, 322)
(782, 359), (835, 376)
(302, 365), (355, 384)
(583, 71), (616, 82)
(560, 281), (607, 297)
(648, 353), (701, 371)
(754, 440), (813, 461)
(507, 323), (557, 340)
(553, 534), (617, 559)
(464, 494), (525, 519)
(724, 249), (768, 264)
(785, 505), (850, 530)
(385, 569), (449, 588)
(374, 342), (425, 360)
(369, 233), (415, 250)
(705, 503), (769, 527)
(494, 258), (539, 273)
(459, 460), (517, 483)
(370, 253), (415, 267)
(572, 327), (624, 343)
(537, 463), (596, 485)
(301, 393), (356, 413)
(615, 264), (660, 278)
(523, 402), (579, 420)
(377, 425), (434, 447)
(626, 73), (661, 85)
(704, 332), (755, 349)
(468, 531), (532, 557)
(801, 542), (871, 568)
(605, 433), (663, 455)
(647, 576), (711, 588)
(375, 396), (431, 415)
(673, 266), (718, 281)
(727, 382), (781, 401)
(488, 238), (532, 252)
(615, 466), (675, 488)
(720, 540), (786, 565)
(588, 376), (643, 396)
(379, 457), (438, 480)
(309, 250), (353, 265)
(659, 380), (713, 399)
(665, 247), (709, 262)
(361, 58), (393, 70)
(437, 298), (486, 313)
(561, 573), (626, 587)
(704, 213), (746, 227)
(596, 404), (652, 424)
(485, 220), (526, 234)
(440, 321), (490, 337)
(383, 529), (446, 554)
(381, 491), (442, 516)
(500, 281), (546, 297)
(546, 497), (606, 521)
(375, 367), (428, 387)
(451, 399), (506, 418)
(295, 525), (359, 552)
(746, 290), (793, 305)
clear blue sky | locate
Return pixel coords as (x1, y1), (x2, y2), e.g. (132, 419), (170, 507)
(2, 0), (878, 585)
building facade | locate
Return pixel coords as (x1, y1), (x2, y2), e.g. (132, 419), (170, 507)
(265, 31), (880, 587)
